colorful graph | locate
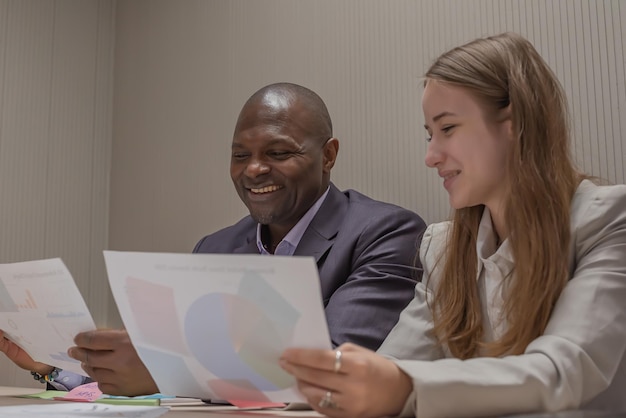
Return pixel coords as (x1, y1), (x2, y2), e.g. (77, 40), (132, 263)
(0, 285), (39, 312)
(16, 290), (38, 310)
(126, 269), (301, 399)
(184, 270), (300, 395)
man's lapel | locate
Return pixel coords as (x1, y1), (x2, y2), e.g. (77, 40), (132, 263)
(233, 227), (261, 254)
(293, 183), (346, 263)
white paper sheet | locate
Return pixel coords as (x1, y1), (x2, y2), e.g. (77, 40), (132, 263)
(103, 251), (332, 403)
(0, 402), (168, 417)
(0, 258), (96, 375)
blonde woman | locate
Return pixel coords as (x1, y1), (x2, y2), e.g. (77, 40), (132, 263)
(280, 32), (626, 418)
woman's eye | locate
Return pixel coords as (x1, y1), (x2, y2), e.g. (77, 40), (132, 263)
(442, 125), (455, 133)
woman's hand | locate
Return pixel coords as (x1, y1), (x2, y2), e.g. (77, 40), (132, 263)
(280, 342), (412, 418)
(0, 330), (54, 376)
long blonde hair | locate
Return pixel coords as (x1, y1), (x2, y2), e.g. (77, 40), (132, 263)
(426, 33), (581, 358)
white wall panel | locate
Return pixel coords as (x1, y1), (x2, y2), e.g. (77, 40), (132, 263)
(0, 0), (114, 386)
(111, 0), (625, 255)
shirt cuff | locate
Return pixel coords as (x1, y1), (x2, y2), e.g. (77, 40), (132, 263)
(393, 360), (418, 417)
(48, 370), (91, 391)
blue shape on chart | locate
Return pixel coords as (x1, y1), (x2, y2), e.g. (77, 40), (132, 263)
(136, 346), (197, 386)
(184, 293), (280, 391)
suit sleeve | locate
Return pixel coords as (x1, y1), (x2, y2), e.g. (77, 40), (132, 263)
(323, 208), (426, 351)
(379, 185), (626, 418)
(48, 371), (93, 391)
(377, 222), (447, 361)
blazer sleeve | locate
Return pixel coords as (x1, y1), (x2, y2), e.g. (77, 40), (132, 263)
(379, 184), (626, 418)
(323, 207), (426, 351)
(377, 222), (448, 360)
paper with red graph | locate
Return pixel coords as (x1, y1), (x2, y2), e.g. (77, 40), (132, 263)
(0, 258), (96, 375)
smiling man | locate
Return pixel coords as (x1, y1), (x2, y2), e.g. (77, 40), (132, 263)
(193, 83), (426, 348)
(61, 82), (427, 396)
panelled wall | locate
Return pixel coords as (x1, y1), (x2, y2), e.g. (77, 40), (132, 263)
(0, 0), (115, 386)
(0, 0), (624, 388)
(111, 0), (626, 256)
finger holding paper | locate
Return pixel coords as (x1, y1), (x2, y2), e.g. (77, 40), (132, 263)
(280, 343), (412, 418)
(68, 329), (158, 396)
(0, 330), (54, 376)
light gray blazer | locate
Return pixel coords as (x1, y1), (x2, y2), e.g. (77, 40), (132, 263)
(378, 180), (626, 418)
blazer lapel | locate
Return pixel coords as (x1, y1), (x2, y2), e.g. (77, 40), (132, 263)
(293, 183), (346, 263)
(233, 228), (261, 254)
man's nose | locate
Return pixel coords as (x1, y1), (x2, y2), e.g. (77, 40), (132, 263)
(244, 159), (270, 177)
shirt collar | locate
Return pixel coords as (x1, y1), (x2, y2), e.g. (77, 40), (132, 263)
(256, 186), (330, 255)
(476, 207), (515, 275)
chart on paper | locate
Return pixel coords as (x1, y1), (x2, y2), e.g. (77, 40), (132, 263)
(0, 258), (96, 375)
(104, 251), (332, 402)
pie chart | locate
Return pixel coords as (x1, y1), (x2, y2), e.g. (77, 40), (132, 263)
(184, 292), (294, 391)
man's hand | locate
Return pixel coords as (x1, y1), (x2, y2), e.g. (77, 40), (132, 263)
(0, 330), (54, 376)
(68, 329), (158, 396)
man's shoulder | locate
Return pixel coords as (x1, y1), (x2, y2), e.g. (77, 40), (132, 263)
(193, 216), (256, 253)
(326, 188), (426, 244)
(209, 216), (257, 237)
(341, 188), (423, 219)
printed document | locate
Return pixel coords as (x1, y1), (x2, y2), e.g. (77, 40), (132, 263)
(103, 251), (331, 403)
(0, 402), (167, 417)
(0, 258), (96, 375)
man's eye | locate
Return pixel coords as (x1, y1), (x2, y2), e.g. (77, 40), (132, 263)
(268, 151), (291, 159)
(232, 153), (249, 160)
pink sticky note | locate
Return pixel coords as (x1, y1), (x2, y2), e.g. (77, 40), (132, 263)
(55, 382), (103, 402)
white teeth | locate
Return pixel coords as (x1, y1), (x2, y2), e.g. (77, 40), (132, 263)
(250, 185), (281, 194)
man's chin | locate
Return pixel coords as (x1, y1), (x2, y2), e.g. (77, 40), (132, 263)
(249, 211), (276, 225)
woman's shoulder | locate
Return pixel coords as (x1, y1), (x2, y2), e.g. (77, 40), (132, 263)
(571, 179), (626, 226)
(419, 221), (452, 282)
(570, 179), (626, 252)
(421, 220), (451, 247)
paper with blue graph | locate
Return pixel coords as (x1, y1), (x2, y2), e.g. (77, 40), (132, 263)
(0, 258), (96, 375)
(103, 251), (332, 403)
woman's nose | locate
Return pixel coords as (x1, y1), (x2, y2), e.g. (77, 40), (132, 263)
(424, 141), (444, 168)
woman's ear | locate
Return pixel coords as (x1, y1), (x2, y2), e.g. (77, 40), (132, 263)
(499, 104), (514, 141)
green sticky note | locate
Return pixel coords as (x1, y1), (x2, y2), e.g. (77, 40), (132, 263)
(95, 397), (161, 406)
(20, 390), (67, 400)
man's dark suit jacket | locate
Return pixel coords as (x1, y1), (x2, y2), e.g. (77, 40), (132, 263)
(193, 183), (427, 351)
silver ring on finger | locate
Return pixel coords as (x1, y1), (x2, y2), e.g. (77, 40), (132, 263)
(333, 349), (342, 373)
(318, 390), (337, 409)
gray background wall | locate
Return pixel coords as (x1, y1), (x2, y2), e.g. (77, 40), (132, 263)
(0, 0), (114, 387)
(0, 0), (624, 387)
